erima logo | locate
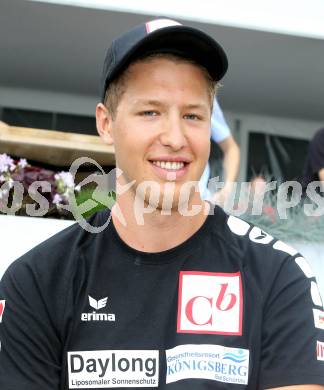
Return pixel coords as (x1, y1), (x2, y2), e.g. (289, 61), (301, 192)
(81, 296), (116, 322)
(89, 296), (108, 310)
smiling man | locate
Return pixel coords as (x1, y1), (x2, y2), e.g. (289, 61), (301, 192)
(1, 18), (324, 390)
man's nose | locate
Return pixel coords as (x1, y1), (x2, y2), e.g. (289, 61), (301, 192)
(159, 115), (187, 151)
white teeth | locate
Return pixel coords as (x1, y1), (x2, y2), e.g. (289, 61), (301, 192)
(152, 161), (185, 170)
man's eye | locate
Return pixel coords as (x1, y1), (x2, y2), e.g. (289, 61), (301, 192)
(140, 111), (158, 116)
(184, 114), (200, 120)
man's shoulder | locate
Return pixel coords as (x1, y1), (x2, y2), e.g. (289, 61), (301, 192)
(3, 209), (112, 281)
(0, 210), (113, 334)
(209, 207), (299, 270)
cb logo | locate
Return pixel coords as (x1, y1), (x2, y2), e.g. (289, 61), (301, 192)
(177, 271), (243, 335)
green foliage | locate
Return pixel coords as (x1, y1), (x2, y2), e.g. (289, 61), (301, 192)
(73, 188), (115, 219)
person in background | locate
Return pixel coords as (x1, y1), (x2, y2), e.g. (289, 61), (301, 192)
(302, 127), (324, 193)
(199, 98), (240, 204)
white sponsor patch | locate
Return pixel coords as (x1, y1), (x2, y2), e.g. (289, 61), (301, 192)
(317, 341), (324, 361)
(166, 344), (249, 385)
(227, 216), (250, 236)
(311, 281), (324, 308)
(295, 257), (314, 278)
(145, 19), (181, 33)
(0, 300), (5, 323)
(68, 350), (158, 388)
(313, 308), (324, 330)
(177, 272), (243, 335)
(272, 241), (298, 256)
(249, 227), (273, 244)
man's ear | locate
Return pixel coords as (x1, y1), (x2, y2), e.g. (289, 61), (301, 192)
(96, 103), (114, 145)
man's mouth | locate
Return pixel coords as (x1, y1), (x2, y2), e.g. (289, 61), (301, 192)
(151, 161), (185, 170)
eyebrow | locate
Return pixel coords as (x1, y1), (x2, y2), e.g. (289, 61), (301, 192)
(133, 100), (208, 110)
(133, 99), (166, 107)
(184, 104), (209, 110)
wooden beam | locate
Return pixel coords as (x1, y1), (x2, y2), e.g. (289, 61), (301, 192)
(0, 121), (115, 166)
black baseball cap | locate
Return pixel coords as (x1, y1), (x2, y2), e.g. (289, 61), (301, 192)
(100, 18), (228, 102)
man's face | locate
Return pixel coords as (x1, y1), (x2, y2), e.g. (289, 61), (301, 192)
(99, 57), (211, 209)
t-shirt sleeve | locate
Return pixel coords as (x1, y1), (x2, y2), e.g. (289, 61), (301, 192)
(0, 258), (62, 390)
(260, 254), (324, 388)
(210, 98), (231, 143)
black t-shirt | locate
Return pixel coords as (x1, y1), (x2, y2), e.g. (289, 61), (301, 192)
(302, 127), (324, 191)
(0, 207), (324, 390)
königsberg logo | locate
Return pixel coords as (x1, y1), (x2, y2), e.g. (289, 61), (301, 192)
(166, 344), (249, 385)
(81, 296), (116, 322)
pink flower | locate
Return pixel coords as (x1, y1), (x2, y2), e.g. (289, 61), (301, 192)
(55, 171), (75, 188)
(18, 158), (28, 169)
(0, 154), (14, 173)
(53, 194), (63, 205)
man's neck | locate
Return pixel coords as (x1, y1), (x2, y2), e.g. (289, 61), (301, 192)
(111, 193), (210, 253)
